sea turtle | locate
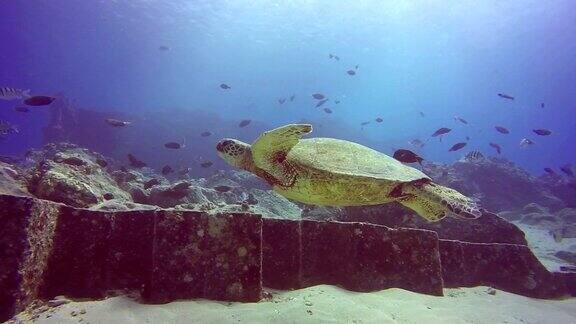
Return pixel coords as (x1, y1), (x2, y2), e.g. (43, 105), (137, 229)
(216, 124), (481, 222)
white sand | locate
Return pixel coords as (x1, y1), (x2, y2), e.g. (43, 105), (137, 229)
(14, 285), (576, 324)
(515, 222), (576, 272)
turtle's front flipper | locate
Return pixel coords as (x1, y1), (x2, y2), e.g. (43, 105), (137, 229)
(251, 124), (312, 187)
(398, 181), (481, 222)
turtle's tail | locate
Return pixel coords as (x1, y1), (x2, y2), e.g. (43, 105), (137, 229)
(397, 181), (482, 222)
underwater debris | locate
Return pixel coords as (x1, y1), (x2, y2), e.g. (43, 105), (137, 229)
(0, 87), (30, 100)
(533, 129), (552, 136)
(393, 149), (423, 165)
(238, 119), (251, 128)
(24, 95), (55, 106)
(105, 118), (131, 127)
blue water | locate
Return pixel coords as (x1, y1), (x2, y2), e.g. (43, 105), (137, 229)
(1, 0), (575, 174)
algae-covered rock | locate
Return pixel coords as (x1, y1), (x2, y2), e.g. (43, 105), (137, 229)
(0, 162), (30, 197)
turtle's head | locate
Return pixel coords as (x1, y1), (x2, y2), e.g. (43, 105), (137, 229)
(216, 138), (253, 170)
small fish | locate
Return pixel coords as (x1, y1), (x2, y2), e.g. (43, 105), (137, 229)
(14, 106), (30, 113)
(200, 161), (213, 168)
(144, 178), (160, 190)
(162, 165), (174, 175)
(449, 142), (467, 152)
(158, 45), (171, 51)
(419, 111), (425, 117)
(127, 154), (146, 168)
(541, 103), (545, 108)
(355, 64), (359, 70)
(239, 119), (251, 127)
(315, 99), (329, 107)
(346, 70), (356, 75)
(533, 129), (552, 136)
(361, 121), (370, 126)
(560, 164), (574, 177)
(329, 53), (334, 59)
(454, 116), (468, 124)
(220, 83), (231, 89)
(323, 108), (333, 114)
(431, 127), (451, 137)
(489, 142), (502, 154)
(105, 118), (131, 127)
(0, 120), (18, 135)
(393, 149), (423, 165)
(544, 167), (556, 175)
(495, 126), (509, 134)
(0, 87), (30, 100)
(164, 142), (184, 149)
(200, 131), (212, 137)
(278, 98), (286, 105)
(498, 93), (514, 100)
(334, 55), (340, 61)
(375, 117), (383, 123)
(519, 138), (535, 148)
(409, 139), (424, 148)
(466, 136), (470, 141)
(178, 167), (191, 175)
(312, 93), (325, 100)
(24, 96), (55, 106)
(213, 185), (233, 193)
(289, 94), (295, 102)
(334, 100), (340, 104)
(465, 150), (484, 161)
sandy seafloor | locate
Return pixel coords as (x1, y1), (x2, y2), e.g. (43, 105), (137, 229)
(11, 224), (576, 324)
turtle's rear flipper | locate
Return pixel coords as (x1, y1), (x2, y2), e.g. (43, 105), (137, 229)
(399, 182), (481, 222)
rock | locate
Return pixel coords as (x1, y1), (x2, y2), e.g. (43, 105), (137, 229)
(497, 210), (523, 222)
(555, 251), (576, 264)
(0, 162), (30, 197)
(248, 189), (301, 220)
(561, 225), (576, 239)
(89, 199), (157, 211)
(486, 287), (497, 295)
(522, 203), (549, 215)
(263, 218), (444, 296)
(519, 212), (559, 226)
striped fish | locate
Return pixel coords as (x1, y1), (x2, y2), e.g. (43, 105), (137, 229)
(464, 150), (484, 161)
(0, 87), (31, 100)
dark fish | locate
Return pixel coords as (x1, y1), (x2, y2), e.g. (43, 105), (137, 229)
(278, 98), (286, 105)
(312, 93), (325, 100)
(361, 121), (370, 126)
(393, 149), (423, 165)
(375, 117), (383, 123)
(315, 99), (329, 107)
(24, 96), (55, 106)
(200, 131), (212, 137)
(289, 94), (295, 102)
(323, 108), (332, 114)
(0, 87), (30, 100)
(200, 161), (213, 168)
(158, 45), (170, 51)
(533, 129), (552, 136)
(334, 100), (340, 104)
(466, 136), (470, 141)
(454, 116), (468, 124)
(497, 93), (514, 100)
(105, 118), (131, 127)
(329, 53), (334, 59)
(355, 64), (359, 70)
(164, 142), (184, 149)
(544, 168), (556, 175)
(541, 103), (545, 108)
(239, 119), (251, 127)
(431, 127), (451, 137)
(495, 126), (509, 134)
(144, 178), (160, 190)
(561, 165), (574, 177)
(489, 142), (502, 154)
(162, 165), (174, 175)
(220, 83), (231, 89)
(213, 185), (233, 193)
(14, 106), (30, 113)
(127, 154), (146, 168)
(346, 70), (356, 75)
(448, 142), (467, 152)
(334, 55), (340, 61)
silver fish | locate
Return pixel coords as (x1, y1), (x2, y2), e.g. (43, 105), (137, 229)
(519, 138), (535, 148)
(0, 87), (30, 100)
